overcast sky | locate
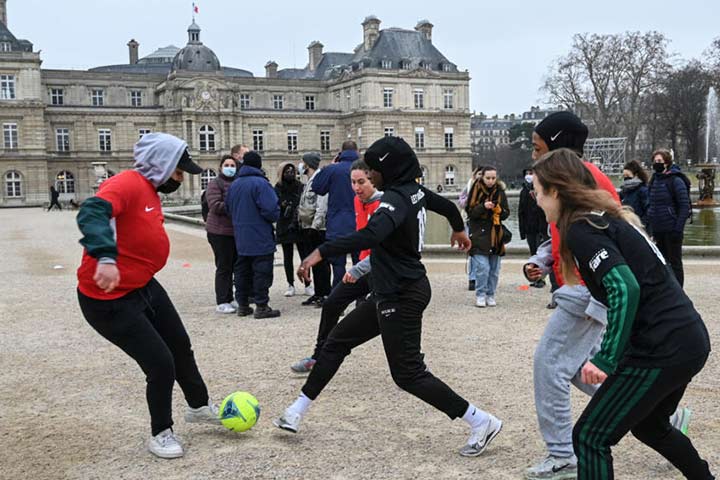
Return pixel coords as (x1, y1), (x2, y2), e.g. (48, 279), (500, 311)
(6, 0), (719, 115)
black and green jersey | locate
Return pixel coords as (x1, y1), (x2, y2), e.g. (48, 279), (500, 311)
(566, 213), (710, 374)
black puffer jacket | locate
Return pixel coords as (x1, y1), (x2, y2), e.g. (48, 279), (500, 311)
(518, 181), (547, 239)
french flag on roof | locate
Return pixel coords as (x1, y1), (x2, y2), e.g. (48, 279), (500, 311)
(192, 2), (199, 14)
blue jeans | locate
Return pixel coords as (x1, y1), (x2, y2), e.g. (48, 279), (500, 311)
(471, 254), (500, 297)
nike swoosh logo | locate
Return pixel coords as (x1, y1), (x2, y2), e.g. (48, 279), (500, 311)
(379, 153), (390, 162)
(145, 207), (155, 212)
(552, 464), (571, 473)
(550, 130), (563, 142)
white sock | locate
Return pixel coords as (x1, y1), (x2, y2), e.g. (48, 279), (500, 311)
(287, 393), (312, 416)
(462, 403), (489, 431)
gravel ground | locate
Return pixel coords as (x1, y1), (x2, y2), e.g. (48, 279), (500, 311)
(1, 208), (718, 480)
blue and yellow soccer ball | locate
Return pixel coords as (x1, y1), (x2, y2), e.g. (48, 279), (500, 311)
(219, 391), (261, 432)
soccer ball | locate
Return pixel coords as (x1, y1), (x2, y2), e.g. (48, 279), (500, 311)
(219, 391), (261, 432)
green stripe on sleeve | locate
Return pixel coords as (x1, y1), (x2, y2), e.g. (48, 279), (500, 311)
(76, 197), (117, 260)
(592, 264), (640, 375)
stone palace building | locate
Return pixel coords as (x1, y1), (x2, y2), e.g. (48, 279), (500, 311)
(0, 0), (472, 206)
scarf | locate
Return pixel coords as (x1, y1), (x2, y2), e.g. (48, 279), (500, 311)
(468, 179), (505, 251)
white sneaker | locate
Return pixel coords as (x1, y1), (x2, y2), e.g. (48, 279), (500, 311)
(273, 409), (302, 433)
(284, 285), (296, 297)
(304, 284), (315, 296)
(148, 428), (184, 459)
(524, 454), (577, 479)
(486, 296), (497, 307)
(231, 300), (239, 309)
(215, 303), (236, 314)
(459, 414), (503, 457)
(475, 295), (486, 308)
(184, 402), (221, 425)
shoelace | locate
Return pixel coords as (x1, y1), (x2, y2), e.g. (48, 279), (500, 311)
(158, 432), (178, 447)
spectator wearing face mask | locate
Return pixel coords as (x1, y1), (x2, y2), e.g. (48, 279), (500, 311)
(620, 160), (650, 228)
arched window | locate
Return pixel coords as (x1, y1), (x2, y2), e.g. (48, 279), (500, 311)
(201, 168), (217, 190)
(419, 165), (428, 185)
(101, 169), (116, 181)
(199, 125), (215, 152)
(444, 165), (456, 186)
(56, 170), (75, 194)
(4, 170), (22, 198)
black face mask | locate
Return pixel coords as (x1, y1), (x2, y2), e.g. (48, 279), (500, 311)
(157, 177), (181, 194)
(653, 163), (666, 173)
(623, 176), (633, 181)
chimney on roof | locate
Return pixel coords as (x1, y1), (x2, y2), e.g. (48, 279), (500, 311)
(127, 39), (139, 65)
(308, 41), (323, 72)
(415, 19), (433, 42)
(265, 60), (278, 79)
(362, 15), (381, 52)
(0, 0), (7, 26)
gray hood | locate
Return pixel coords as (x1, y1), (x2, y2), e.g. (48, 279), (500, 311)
(133, 133), (188, 187)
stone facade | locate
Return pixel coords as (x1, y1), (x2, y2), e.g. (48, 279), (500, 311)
(0, 6), (471, 206)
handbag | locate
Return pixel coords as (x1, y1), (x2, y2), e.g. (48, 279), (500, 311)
(501, 224), (512, 244)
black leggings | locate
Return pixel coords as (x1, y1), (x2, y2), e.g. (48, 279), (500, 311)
(281, 242), (309, 287)
(654, 232), (684, 287)
(207, 232), (237, 304)
(77, 279), (210, 436)
(302, 276), (469, 419)
(573, 354), (713, 480)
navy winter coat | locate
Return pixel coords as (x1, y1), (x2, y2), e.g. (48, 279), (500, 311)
(620, 180), (649, 227)
(225, 165), (280, 256)
(648, 165), (690, 234)
(310, 150), (358, 240)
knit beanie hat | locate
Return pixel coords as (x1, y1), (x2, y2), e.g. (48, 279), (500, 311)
(534, 111), (589, 155)
(302, 152), (321, 170)
(243, 151), (262, 169)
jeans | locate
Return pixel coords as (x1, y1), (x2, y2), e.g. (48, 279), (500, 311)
(328, 252), (360, 289)
(302, 276), (469, 419)
(77, 278), (210, 436)
(234, 254), (274, 306)
(206, 232), (237, 304)
(471, 254), (501, 297)
(654, 231), (684, 287)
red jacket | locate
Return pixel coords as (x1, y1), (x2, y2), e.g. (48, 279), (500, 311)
(550, 161), (620, 286)
(354, 194), (381, 260)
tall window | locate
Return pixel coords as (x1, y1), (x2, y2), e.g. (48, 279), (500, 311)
(3, 123), (18, 149)
(444, 165), (456, 186)
(91, 89), (104, 106)
(4, 171), (22, 198)
(252, 129), (264, 151)
(384, 127), (395, 137)
(442, 63), (452, 72)
(0, 42), (11, 52)
(381, 60), (392, 69)
(383, 88), (393, 108)
(273, 95), (284, 110)
(138, 128), (152, 139)
(98, 129), (112, 152)
(239, 94), (250, 110)
(199, 125), (215, 152)
(130, 90), (143, 107)
(413, 89), (424, 109)
(419, 166), (428, 185)
(444, 127), (454, 149)
(422, 62), (432, 71)
(0, 75), (15, 100)
(414, 127), (425, 149)
(443, 89), (454, 109)
(50, 88), (64, 105)
(305, 95), (315, 111)
(56, 170), (75, 194)
(287, 130), (298, 152)
(200, 169), (217, 190)
(401, 60), (411, 70)
(56, 128), (70, 152)
(320, 130), (331, 152)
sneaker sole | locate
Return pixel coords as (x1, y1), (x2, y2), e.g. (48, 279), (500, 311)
(149, 449), (184, 459)
(272, 419), (298, 433)
(524, 471), (577, 480)
(460, 421), (503, 457)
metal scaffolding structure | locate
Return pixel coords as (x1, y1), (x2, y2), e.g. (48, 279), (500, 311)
(584, 137), (627, 174)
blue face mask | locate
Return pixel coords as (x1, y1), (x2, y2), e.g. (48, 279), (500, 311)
(222, 166), (236, 177)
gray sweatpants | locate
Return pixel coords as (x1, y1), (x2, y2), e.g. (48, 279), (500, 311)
(533, 284), (606, 458)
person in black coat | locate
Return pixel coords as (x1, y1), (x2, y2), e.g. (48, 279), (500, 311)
(620, 160), (650, 228)
(275, 162), (311, 297)
(518, 170), (548, 287)
(48, 185), (62, 211)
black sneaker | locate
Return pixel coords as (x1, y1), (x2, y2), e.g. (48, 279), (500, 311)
(312, 296), (326, 308)
(468, 280), (476, 291)
(546, 300), (558, 309)
(254, 305), (281, 319)
(532, 279), (546, 288)
(236, 305), (254, 317)
(301, 295), (319, 306)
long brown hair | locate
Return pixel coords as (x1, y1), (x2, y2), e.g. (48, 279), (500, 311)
(623, 159), (649, 184)
(533, 149), (642, 284)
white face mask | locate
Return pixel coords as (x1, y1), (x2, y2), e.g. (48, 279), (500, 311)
(525, 174), (533, 184)
(298, 162), (306, 176)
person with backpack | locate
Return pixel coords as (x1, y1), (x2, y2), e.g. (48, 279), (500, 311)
(648, 149), (691, 287)
(205, 155), (239, 314)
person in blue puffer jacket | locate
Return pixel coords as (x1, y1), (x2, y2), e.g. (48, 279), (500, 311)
(619, 160), (650, 228)
(311, 140), (360, 287)
(225, 151), (282, 318)
(647, 148), (690, 287)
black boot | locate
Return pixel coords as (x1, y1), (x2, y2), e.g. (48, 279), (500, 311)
(254, 304), (281, 319)
(236, 305), (254, 317)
